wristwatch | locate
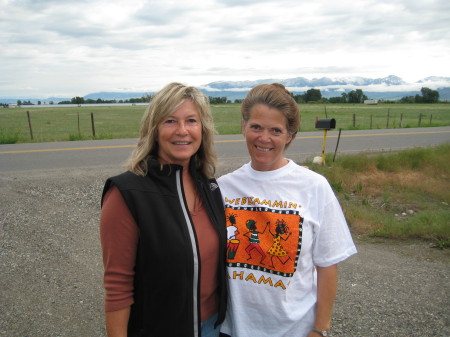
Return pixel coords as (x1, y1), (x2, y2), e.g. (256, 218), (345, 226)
(312, 327), (330, 336)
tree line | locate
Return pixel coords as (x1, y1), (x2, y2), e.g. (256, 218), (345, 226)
(398, 87), (440, 103)
(291, 87), (440, 104)
(49, 95), (230, 105)
(57, 94), (154, 105)
(214, 87), (440, 104)
(293, 89), (369, 104)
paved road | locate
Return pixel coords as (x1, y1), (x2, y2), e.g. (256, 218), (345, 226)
(0, 127), (449, 172)
(1, 127), (449, 337)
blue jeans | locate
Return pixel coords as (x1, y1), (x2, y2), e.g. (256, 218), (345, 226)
(201, 313), (220, 337)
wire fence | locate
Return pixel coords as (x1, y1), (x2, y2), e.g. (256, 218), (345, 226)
(1, 104), (449, 144)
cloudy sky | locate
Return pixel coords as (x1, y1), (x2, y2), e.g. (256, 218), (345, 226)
(1, 0), (449, 98)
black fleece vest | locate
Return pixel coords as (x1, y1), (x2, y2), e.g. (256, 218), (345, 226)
(102, 159), (227, 337)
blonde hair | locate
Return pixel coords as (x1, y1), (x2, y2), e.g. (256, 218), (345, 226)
(241, 83), (300, 148)
(127, 82), (217, 178)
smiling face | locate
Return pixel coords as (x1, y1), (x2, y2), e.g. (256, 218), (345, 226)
(243, 104), (293, 171)
(157, 99), (202, 168)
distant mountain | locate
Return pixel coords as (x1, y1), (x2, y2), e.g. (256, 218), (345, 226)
(47, 96), (71, 102)
(200, 87), (450, 101)
(419, 76), (450, 83)
(203, 75), (407, 90)
(201, 75), (450, 100)
(2, 76), (449, 103)
(83, 91), (151, 100)
(437, 87), (450, 100)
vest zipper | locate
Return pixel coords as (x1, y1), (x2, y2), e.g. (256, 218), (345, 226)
(175, 169), (200, 337)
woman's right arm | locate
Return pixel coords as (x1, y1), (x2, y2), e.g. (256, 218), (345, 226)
(106, 307), (131, 337)
(100, 186), (138, 337)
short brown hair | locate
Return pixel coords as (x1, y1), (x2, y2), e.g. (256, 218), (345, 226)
(241, 83), (300, 142)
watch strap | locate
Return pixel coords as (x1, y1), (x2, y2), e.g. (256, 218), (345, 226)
(312, 327), (330, 336)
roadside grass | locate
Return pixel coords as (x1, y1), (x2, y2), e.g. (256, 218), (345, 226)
(0, 103), (449, 143)
(306, 144), (450, 248)
(0, 128), (20, 144)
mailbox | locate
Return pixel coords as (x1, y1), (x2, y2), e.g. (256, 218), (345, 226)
(315, 118), (336, 130)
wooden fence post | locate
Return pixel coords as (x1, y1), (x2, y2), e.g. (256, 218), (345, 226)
(399, 113), (403, 128)
(386, 108), (390, 128)
(418, 113), (422, 127)
(352, 113), (356, 128)
(333, 128), (342, 162)
(78, 112), (81, 136)
(429, 114), (433, 125)
(91, 112), (96, 137)
(370, 114), (372, 129)
(26, 110), (34, 140)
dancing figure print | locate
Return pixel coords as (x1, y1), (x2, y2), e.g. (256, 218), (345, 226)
(243, 219), (269, 265)
(267, 219), (292, 269)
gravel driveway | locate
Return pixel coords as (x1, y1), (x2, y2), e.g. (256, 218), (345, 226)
(0, 164), (448, 337)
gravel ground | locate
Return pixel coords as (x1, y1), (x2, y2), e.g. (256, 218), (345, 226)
(0, 164), (449, 337)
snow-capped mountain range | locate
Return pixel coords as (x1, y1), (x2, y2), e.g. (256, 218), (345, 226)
(205, 75), (408, 89)
(200, 75), (450, 100)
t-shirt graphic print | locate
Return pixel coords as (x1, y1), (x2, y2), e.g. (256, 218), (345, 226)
(225, 205), (303, 278)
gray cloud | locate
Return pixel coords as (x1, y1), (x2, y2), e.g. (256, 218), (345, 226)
(1, 0), (449, 97)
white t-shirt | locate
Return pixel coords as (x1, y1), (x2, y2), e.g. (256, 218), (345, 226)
(217, 160), (357, 337)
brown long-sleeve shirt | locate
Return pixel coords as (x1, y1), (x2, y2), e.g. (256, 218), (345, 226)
(100, 186), (219, 322)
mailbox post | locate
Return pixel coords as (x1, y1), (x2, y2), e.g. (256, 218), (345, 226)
(315, 118), (336, 165)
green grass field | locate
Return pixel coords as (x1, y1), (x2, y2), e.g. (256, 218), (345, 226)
(308, 144), (450, 248)
(1, 104), (448, 245)
(1, 103), (449, 143)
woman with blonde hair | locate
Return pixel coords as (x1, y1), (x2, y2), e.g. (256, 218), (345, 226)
(100, 82), (227, 337)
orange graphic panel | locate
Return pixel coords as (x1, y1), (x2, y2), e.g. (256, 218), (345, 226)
(225, 206), (303, 277)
